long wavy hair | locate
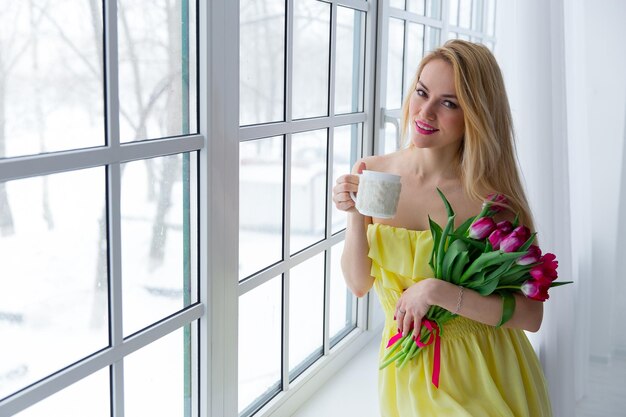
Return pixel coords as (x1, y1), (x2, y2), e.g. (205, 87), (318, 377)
(400, 39), (535, 230)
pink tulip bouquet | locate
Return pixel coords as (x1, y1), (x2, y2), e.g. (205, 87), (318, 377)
(380, 189), (572, 387)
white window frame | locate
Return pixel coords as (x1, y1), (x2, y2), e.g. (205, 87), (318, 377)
(0, 1), (500, 416)
(0, 1), (203, 416)
(211, 1), (381, 416)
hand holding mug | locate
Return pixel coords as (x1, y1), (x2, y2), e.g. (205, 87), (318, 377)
(332, 161), (366, 214)
(333, 162), (402, 219)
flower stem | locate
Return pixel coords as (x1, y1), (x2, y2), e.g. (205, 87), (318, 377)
(495, 285), (520, 290)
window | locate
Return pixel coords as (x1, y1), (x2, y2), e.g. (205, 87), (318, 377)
(0, 1), (200, 415)
(1, 1), (499, 416)
(379, 0), (496, 154)
(238, 1), (368, 415)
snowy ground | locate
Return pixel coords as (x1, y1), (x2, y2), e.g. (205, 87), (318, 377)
(1, 160), (355, 416)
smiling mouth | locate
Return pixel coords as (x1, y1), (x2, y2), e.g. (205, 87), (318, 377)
(415, 120), (439, 135)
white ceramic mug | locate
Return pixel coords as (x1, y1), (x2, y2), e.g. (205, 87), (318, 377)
(350, 170), (402, 218)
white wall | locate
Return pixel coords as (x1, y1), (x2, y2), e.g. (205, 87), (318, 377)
(583, 0), (626, 358)
(497, 0), (626, 413)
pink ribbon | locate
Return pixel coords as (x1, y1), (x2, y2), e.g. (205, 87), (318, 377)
(385, 320), (442, 388)
(386, 331), (403, 348)
(414, 319), (441, 388)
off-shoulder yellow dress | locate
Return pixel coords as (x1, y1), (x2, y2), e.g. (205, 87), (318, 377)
(367, 223), (552, 417)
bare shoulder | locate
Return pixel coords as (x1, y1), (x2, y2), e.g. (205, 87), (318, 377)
(352, 151), (404, 174)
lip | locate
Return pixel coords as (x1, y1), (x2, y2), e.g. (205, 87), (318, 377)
(415, 120), (439, 135)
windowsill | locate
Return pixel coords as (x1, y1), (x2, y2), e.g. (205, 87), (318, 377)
(291, 332), (381, 417)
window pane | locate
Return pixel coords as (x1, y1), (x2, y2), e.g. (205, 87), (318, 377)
(386, 18), (405, 110)
(384, 120), (402, 154)
(486, 0), (496, 36)
(292, 0), (330, 119)
(458, 0), (472, 29)
(118, 0), (197, 142)
(240, 0), (285, 126)
(239, 136), (284, 280)
(407, 0), (425, 14)
(426, 27), (441, 53)
(14, 368), (109, 417)
(332, 124), (361, 234)
(290, 129), (327, 254)
(329, 242), (357, 345)
(121, 153), (196, 337)
(289, 253), (324, 378)
(239, 276), (282, 414)
(335, 7), (366, 115)
(125, 326), (193, 416)
(0, 168), (107, 399)
(449, 0), (460, 26)
(389, 0), (405, 9)
(471, 0), (483, 32)
(408, 0), (442, 18)
(405, 23), (425, 93)
(0, 2), (104, 158)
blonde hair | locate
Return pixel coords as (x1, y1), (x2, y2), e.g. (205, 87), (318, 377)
(400, 39), (535, 230)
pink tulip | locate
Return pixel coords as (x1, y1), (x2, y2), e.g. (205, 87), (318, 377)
(488, 229), (508, 250)
(511, 225), (531, 242)
(516, 245), (542, 265)
(499, 225), (531, 253)
(483, 193), (509, 213)
(468, 217), (497, 239)
(521, 280), (550, 301)
(500, 233), (525, 253)
(496, 220), (513, 234)
(530, 253), (558, 283)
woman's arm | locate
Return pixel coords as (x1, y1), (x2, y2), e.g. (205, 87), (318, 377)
(333, 160), (374, 297)
(341, 213), (374, 297)
(395, 279), (543, 337)
(428, 280), (543, 331)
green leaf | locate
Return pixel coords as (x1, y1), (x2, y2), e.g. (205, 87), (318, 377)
(437, 214), (456, 278)
(449, 233), (486, 251)
(512, 213), (520, 228)
(496, 292), (516, 328)
(428, 216), (443, 275)
(442, 239), (467, 281)
(450, 251), (470, 284)
(549, 281), (574, 287)
(436, 188), (455, 218)
(476, 275), (501, 295)
(498, 264), (533, 282)
(462, 271), (487, 289)
(459, 251), (527, 283)
(486, 258), (516, 281)
(454, 215), (477, 237)
(518, 232), (537, 253)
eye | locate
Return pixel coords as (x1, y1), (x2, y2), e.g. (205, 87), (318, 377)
(416, 88), (427, 97)
(443, 100), (458, 109)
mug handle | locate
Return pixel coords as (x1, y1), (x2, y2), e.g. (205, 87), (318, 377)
(349, 173), (361, 202)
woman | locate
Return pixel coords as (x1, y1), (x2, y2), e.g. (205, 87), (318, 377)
(332, 40), (552, 416)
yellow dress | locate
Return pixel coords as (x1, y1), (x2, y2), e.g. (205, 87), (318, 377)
(367, 223), (552, 417)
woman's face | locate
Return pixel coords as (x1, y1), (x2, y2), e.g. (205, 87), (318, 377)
(408, 59), (465, 150)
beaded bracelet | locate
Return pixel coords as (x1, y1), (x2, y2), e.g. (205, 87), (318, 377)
(454, 286), (464, 314)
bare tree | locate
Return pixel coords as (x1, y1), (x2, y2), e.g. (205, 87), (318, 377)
(0, 4), (32, 236)
(29, 0), (54, 230)
(149, 0), (184, 267)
